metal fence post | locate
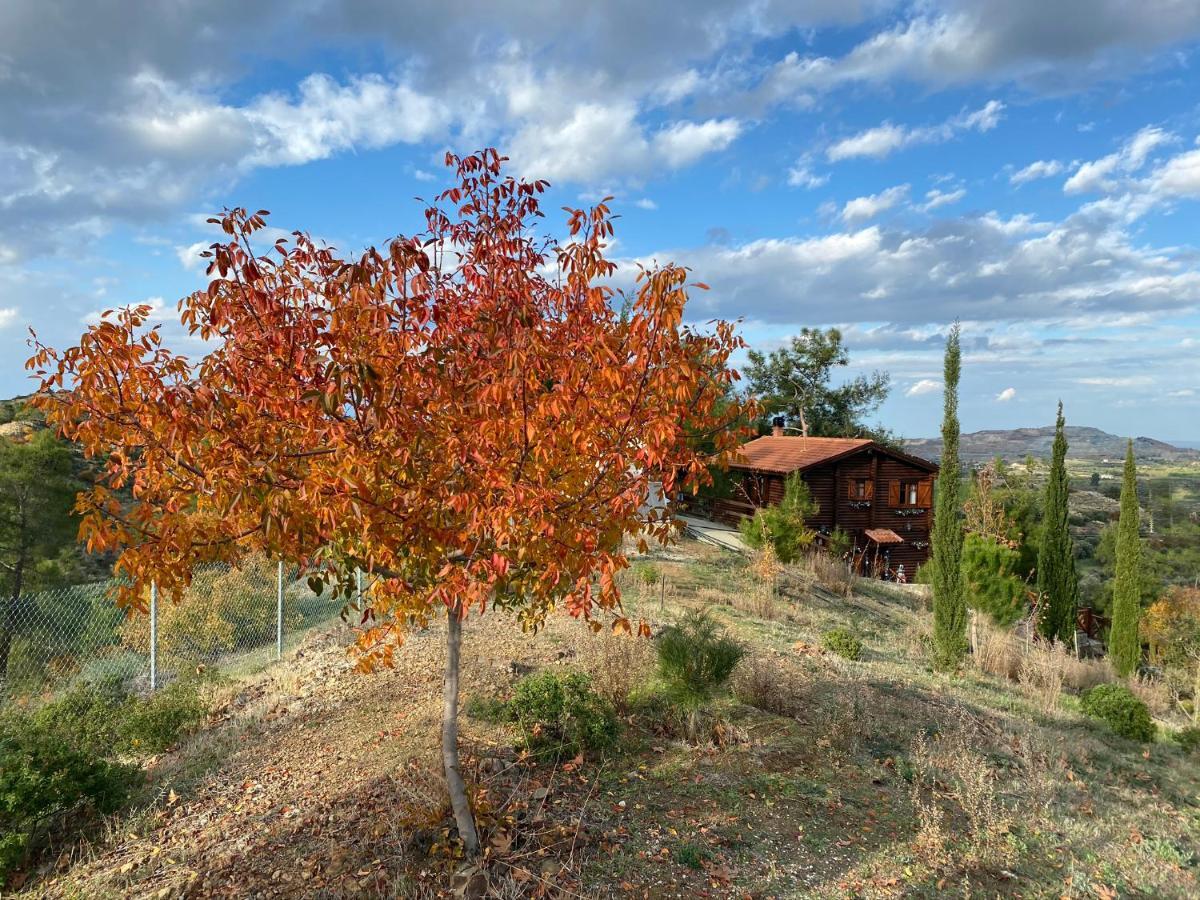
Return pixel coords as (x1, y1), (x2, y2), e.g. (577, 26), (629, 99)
(356, 568), (363, 603)
(149, 581), (158, 691)
(276, 560), (284, 660)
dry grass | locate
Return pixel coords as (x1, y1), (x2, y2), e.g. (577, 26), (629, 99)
(1017, 639), (1069, 713)
(731, 651), (809, 717)
(909, 712), (1018, 873)
(804, 551), (855, 598)
(578, 627), (654, 715)
(1129, 673), (1174, 717)
(973, 615), (1114, 707)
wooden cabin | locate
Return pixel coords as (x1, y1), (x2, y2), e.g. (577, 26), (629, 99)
(714, 422), (939, 578)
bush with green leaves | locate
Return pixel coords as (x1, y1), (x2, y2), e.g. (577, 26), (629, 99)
(962, 534), (1028, 627)
(1080, 683), (1156, 743)
(0, 710), (139, 883)
(509, 671), (618, 757)
(656, 611), (745, 707)
(738, 474), (817, 564)
(1172, 726), (1200, 754)
(33, 672), (211, 757)
(121, 674), (211, 753)
(821, 627), (864, 661)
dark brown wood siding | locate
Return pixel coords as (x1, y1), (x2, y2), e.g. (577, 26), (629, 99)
(718, 444), (937, 575)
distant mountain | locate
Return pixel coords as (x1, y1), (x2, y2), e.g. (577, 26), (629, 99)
(905, 426), (1200, 463)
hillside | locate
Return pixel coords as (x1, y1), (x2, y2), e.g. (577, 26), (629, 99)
(906, 425), (1200, 463)
(18, 539), (1199, 899)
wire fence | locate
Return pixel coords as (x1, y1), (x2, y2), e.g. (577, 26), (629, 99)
(0, 553), (349, 704)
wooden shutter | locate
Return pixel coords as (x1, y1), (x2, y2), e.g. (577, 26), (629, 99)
(917, 479), (933, 507)
(864, 480), (875, 501)
(887, 480), (900, 508)
(846, 480), (857, 499)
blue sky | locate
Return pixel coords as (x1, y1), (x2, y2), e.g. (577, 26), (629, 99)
(2, 1), (1199, 440)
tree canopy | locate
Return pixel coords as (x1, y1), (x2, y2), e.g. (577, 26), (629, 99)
(28, 149), (748, 852)
(744, 327), (891, 442)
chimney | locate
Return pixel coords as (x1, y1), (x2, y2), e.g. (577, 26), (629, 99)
(772, 416), (785, 438)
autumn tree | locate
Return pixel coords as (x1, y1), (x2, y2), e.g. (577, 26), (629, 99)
(28, 150), (747, 855)
(1036, 402), (1079, 643)
(931, 323), (967, 671)
(1110, 440), (1143, 677)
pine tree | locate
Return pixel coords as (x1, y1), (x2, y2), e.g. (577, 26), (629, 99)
(1036, 402), (1079, 643)
(1110, 439), (1143, 677)
(932, 323), (967, 671)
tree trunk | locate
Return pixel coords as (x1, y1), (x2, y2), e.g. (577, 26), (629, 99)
(443, 601), (480, 855)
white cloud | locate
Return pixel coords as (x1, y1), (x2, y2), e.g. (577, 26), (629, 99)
(1149, 147), (1200, 197)
(787, 158), (828, 189)
(842, 184), (909, 223)
(995, 386), (1016, 401)
(634, 198), (657, 210)
(919, 187), (965, 211)
(652, 118), (741, 167)
(0, 308), (18, 329)
(1076, 375), (1154, 387)
(827, 101), (1004, 161)
(906, 378), (941, 396)
(1064, 126), (1174, 194)
(1010, 159), (1064, 185)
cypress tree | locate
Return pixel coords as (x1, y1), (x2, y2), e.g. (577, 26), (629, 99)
(1110, 439), (1142, 677)
(1036, 402), (1079, 643)
(932, 323), (967, 671)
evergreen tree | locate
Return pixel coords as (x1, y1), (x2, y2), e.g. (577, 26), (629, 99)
(1036, 402), (1079, 643)
(931, 323), (967, 671)
(1110, 439), (1143, 677)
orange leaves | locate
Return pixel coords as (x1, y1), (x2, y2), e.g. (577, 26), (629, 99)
(27, 148), (750, 669)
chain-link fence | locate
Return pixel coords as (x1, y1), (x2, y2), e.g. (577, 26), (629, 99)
(0, 553), (348, 704)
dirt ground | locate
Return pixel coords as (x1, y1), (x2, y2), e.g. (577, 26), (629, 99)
(18, 540), (1200, 899)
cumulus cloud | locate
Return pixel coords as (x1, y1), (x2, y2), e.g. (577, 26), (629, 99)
(1149, 147), (1200, 197)
(1010, 159), (1064, 185)
(0, 308), (17, 329)
(826, 101), (1004, 161)
(919, 188), (966, 211)
(1063, 125), (1174, 194)
(841, 184), (910, 223)
(906, 378), (941, 396)
(995, 386), (1016, 401)
(622, 198), (1200, 327)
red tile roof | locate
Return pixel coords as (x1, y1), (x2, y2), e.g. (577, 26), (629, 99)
(864, 528), (904, 544)
(730, 436), (874, 474)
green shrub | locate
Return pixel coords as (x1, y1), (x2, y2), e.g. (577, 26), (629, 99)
(122, 675), (211, 753)
(1080, 684), (1156, 742)
(1172, 726), (1200, 754)
(656, 611), (745, 707)
(632, 561), (660, 587)
(31, 676), (131, 756)
(826, 527), (853, 559)
(738, 474), (817, 564)
(509, 671), (618, 757)
(0, 710), (138, 883)
(821, 627), (863, 661)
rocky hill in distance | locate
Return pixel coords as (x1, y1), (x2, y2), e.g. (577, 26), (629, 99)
(905, 425), (1200, 463)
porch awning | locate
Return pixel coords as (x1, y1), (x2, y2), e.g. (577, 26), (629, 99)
(864, 528), (904, 544)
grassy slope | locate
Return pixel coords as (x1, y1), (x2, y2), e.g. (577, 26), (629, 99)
(19, 540), (1199, 899)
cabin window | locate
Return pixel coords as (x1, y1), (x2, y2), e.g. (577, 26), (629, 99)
(850, 478), (871, 500)
(889, 478), (932, 508)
